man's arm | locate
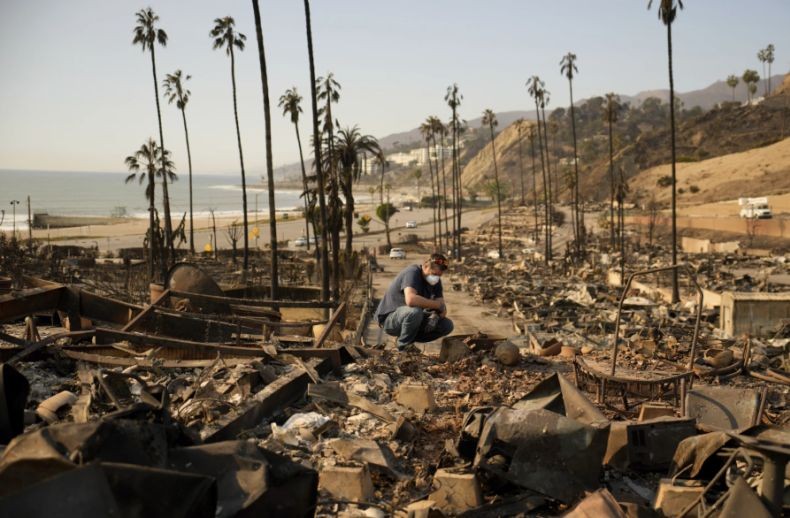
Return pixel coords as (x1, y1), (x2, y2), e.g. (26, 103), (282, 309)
(404, 287), (445, 313)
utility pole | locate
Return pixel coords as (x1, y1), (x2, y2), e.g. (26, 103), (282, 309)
(10, 200), (19, 239)
(27, 196), (33, 252)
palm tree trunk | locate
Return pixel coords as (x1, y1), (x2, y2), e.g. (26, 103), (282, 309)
(530, 131), (539, 245)
(252, 0), (278, 297)
(149, 45), (172, 276)
(762, 61), (767, 97)
(294, 123), (311, 250)
(180, 107), (195, 255)
(147, 171), (156, 281)
(229, 47), (250, 272)
(440, 136), (449, 253)
(608, 114), (616, 250)
(540, 104), (553, 259)
(518, 127), (525, 205)
(569, 78), (582, 255)
(454, 118), (463, 259)
(425, 141), (437, 250)
(449, 129), (457, 256)
(303, 0), (330, 307)
(434, 135), (444, 251)
(380, 162), (391, 249)
(489, 123), (503, 258)
(535, 102), (551, 264)
(667, 21), (679, 303)
(325, 100), (340, 300)
(343, 176), (354, 266)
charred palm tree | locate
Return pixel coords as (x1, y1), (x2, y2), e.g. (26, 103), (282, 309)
(444, 84), (463, 259)
(516, 119), (527, 206)
(529, 127), (540, 244)
(210, 16), (251, 270)
(279, 87), (313, 250)
(333, 126), (380, 274)
(603, 93), (623, 250)
(133, 8), (173, 272)
(251, 0), (278, 297)
(482, 110), (503, 258)
(539, 89), (554, 254)
(649, 0), (683, 303)
(125, 139), (176, 281)
(527, 76), (551, 262)
(420, 119), (438, 250)
(317, 73), (342, 298)
(560, 52), (582, 254)
(162, 70), (194, 255)
(429, 116), (448, 252)
(302, 0), (330, 304)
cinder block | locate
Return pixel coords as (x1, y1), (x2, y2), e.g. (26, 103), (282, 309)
(429, 468), (483, 514)
(319, 465), (374, 502)
(397, 382), (436, 413)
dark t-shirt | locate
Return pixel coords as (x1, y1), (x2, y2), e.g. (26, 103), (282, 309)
(375, 264), (443, 324)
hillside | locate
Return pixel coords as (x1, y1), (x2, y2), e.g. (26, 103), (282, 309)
(459, 74), (790, 204)
(628, 136), (790, 206)
(459, 120), (539, 194)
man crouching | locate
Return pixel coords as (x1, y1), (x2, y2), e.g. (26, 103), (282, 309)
(374, 253), (454, 351)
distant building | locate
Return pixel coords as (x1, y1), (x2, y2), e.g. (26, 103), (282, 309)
(558, 157), (582, 167)
(387, 151), (417, 167)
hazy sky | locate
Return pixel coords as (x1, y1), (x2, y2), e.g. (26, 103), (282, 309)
(1, 0), (788, 177)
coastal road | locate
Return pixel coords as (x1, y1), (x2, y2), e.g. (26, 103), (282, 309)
(49, 205), (499, 254)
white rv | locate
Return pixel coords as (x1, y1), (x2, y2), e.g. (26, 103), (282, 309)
(739, 197), (772, 219)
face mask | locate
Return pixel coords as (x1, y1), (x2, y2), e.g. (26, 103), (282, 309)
(426, 274), (440, 286)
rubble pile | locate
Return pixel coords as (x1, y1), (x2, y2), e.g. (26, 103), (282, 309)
(1, 237), (789, 516)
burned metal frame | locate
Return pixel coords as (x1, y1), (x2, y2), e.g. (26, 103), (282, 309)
(612, 264), (703, 373)
(574, 264), (703, 411)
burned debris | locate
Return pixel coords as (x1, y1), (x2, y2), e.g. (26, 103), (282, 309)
(1, 222), (789, 517)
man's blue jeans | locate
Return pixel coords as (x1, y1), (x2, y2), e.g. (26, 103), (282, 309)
(382, 306), (454, 349)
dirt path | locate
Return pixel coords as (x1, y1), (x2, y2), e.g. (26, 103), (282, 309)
(364, 254), (515, 353)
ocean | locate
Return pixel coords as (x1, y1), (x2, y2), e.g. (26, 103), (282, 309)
(0, 169), (303, 231)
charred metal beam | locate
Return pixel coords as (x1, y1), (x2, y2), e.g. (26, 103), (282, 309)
(169, 289), (335, 309)
(0, 286), (66, 324)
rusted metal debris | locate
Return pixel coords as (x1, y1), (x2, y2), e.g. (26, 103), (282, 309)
(0, 259), (370, 516)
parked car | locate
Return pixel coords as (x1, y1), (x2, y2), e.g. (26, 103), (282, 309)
(389, 247), (406, 259)
(293, 236), (308, 247)
(405, 220), (417, 229)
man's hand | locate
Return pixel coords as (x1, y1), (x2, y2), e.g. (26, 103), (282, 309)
(405, 287), (446, 316)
